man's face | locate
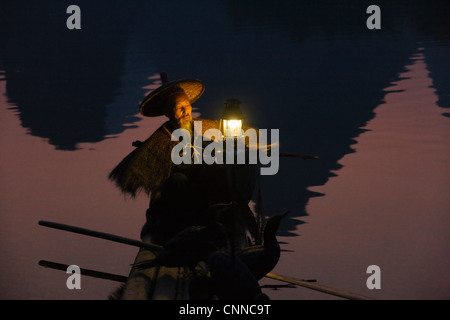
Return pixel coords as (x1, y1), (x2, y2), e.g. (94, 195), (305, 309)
(165, 93), (192, 129)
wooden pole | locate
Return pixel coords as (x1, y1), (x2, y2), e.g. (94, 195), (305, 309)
(265, 272), (376, 300)
(280, 152), (319, 160)
(39, 260), (128, 283)
(38, 220), (163, 252)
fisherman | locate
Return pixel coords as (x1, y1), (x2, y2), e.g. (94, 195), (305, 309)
(108, 75), (284, 300)
(109, 73), (207, 199)
(108, 73), (258, 244)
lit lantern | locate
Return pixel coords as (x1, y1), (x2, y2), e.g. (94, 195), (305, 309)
(219, 99), (244, 140)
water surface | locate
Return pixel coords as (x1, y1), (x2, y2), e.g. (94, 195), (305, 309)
(0, 1), (449, 299)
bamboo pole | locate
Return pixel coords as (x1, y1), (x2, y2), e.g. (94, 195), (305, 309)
(265, 272), (376, 300)
(38, 220), (163, 251)
(39, 260), (128, 283)
(38, 259), (374, 300)
(280, 152), (319, 160)
(39, 221), (375, 299)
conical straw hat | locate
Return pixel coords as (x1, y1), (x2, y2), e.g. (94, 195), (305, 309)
(139, 72), (205, 117)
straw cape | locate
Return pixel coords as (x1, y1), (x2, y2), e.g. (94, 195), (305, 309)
(108, 119), (221, 198)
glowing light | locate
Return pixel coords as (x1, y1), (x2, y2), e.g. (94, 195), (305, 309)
(220, 99), (244, 139)
(222, 119), (243, 138)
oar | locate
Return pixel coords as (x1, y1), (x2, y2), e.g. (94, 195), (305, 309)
(39, 260), (128, 283)
(38, 220), (163, 251)
(265, 272), (376, 300)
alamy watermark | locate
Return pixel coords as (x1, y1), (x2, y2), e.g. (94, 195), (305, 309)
(170, 121), (280, 176)
(66, 5), (380, 31)
(66, 5), (81, 30)
(66, 265), (81, 289)
(366, 265), (381, 289)
(366, 5), (381, 30)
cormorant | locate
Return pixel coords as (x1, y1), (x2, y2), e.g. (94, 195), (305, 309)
(237, 211), (288, 280)
(132, 224), (227, 272)
(132, 204), (233, 272)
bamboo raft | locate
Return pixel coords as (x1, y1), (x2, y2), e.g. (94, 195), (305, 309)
(120, 208), (253, 300)
(121, 245), (190, 300)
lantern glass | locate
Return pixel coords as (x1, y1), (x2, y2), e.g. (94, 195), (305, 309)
(222, 119), (243, 138)
(220, 98), (244, 140)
